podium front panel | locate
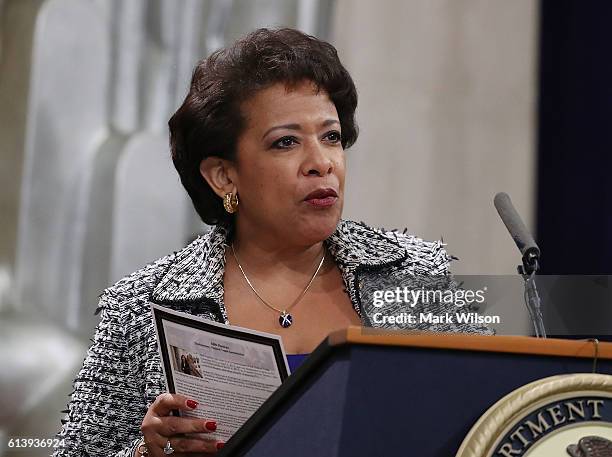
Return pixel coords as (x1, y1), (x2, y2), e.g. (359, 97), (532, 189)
(224, 339), (612, 457)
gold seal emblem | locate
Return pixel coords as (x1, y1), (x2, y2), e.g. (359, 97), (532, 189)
(456, 374), (612, 457)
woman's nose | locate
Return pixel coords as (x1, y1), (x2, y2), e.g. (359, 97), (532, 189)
(303, 142), (334, 176)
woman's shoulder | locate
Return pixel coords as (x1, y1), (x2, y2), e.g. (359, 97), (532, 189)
(99, 233), (212, 313)
(336, 219), (453, 274)
(384, 227), (452, 274)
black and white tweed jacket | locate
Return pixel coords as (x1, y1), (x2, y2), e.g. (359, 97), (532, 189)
(53, 219), (490, 457)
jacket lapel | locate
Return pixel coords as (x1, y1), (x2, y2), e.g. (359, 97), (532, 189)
(150, 220), (408, 321)
(150, 224), (230, 322)
(325, 220), (408, 316)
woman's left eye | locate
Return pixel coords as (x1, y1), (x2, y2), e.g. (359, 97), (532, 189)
(324, 130), (342, 143)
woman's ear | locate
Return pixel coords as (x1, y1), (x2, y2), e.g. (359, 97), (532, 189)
(199, 157), (237, 197)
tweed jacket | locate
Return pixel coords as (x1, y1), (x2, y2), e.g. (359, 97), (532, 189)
(53, 219), (490, 457)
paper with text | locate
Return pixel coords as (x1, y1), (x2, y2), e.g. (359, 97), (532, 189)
(151, 304), (289, 442)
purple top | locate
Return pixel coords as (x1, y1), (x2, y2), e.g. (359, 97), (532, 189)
(287, 354), (309, 373)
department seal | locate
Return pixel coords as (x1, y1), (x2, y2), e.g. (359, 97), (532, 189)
(456, 373), (612, 457)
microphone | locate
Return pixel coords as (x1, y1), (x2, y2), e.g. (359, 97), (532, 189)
(494, 192), (540, 274)
(494, 192), (546, 337)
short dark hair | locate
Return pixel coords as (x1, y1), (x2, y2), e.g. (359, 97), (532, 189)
(169, 27), (359, 227)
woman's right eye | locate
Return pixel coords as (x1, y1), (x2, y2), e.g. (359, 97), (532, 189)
(271, 136), (298, 149)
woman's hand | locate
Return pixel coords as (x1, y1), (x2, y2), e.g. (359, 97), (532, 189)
(138, 393), (223, 456)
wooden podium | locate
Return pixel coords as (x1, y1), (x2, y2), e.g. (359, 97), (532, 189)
(221, 328), (612, 457)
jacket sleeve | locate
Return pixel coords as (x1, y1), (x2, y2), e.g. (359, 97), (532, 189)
(53, 287), (146, 457)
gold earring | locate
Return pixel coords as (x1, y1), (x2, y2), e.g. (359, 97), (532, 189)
(223, 192), (239, 213)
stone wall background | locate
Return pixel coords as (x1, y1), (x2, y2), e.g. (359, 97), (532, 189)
(334, 0), (537, 276)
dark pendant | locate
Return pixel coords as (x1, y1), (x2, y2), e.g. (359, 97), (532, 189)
(279, 312), (293, 328)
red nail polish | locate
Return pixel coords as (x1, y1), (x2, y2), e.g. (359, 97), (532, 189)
(186, 399), (198, 409)
(205, 420), (217, 432)
(216, 442), (225, 450)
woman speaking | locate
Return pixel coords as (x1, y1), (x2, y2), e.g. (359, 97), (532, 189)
(54, 28), (489, 457)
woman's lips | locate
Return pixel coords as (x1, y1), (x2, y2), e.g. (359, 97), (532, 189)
(304, 188), (338, 208)
(305, 196), (338, 207)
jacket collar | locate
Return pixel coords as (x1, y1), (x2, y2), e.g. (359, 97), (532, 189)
(150, 220), (407, 306)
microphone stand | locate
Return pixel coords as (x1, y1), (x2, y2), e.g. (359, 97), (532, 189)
(518, 253), (546, 338)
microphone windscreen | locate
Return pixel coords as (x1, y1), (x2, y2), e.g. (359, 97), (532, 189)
(494, 192), (540, 258)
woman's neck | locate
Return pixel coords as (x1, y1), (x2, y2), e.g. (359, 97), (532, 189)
(230, 224), (326, 277)
(231, 237), (325, 276)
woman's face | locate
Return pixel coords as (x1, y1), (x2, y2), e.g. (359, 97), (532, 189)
(230, 80), (346, 246)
